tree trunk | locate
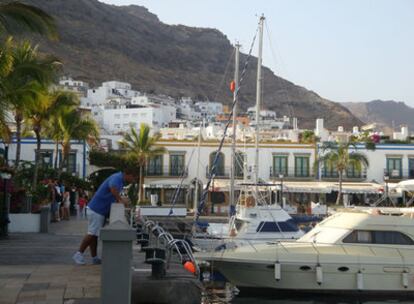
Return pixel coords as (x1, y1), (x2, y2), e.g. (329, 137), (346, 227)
(14, 114), (22, 169)
(32, 128), (41, 189)
(138, 165), (144, 203)
(336, 171), (343, 205)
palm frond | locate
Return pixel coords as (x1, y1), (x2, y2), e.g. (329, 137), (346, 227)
(0, 2), (58, 40)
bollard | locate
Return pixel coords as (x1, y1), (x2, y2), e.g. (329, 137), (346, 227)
(39, 206), (50, 233)
(100, 204), (135, 304)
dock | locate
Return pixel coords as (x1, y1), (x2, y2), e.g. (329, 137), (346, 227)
(0, 215), (203, 304)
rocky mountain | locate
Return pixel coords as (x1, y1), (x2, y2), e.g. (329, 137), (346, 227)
(342, 100), (414, 133)
(25, 0), (362, 129)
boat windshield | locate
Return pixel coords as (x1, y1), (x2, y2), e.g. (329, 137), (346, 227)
(299, 227), (349, 244)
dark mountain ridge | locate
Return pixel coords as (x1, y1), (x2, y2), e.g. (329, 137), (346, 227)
(25, 0), (362, 129)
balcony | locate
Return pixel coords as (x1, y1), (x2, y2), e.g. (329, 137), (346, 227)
(383, 168), (414, 181)
(145, 166), (188, 178)
(205, 166), (244, 179)
(321, 168), (367, 181)
(269, 167), (315, 180)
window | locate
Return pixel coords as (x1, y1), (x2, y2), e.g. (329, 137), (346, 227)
(257, 220), (299, 233)
(147, 155), (162, 176)
(323, 160), (338, 178)
(386, 158), (402, 178)
(123, 114), (129, 118)
(295, 156), (310, 177)
(58, 151), (77, 174)
(114, 114), (120, 119)
(132, 113), (138, 118)
(234, 152), (245, 178)
(409, 159), (414, 179)
(170, 153), (185, 176)
(164, 189), (185, 205)
(36, 150), (53, 168)
(209, 151), (225, 177)
(114, 124), (120, 128)
(273, 155), (288, 176)
(347, 162), (362, 178)
(343, 230), (414, 245)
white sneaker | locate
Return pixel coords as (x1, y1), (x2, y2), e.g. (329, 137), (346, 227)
(72, 252), (86, 265)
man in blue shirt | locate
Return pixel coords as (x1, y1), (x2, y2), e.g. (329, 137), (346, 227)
(73, 169), (137, 265)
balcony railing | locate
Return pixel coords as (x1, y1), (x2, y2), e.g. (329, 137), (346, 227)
(321, 168), (367, 180)
(269, 167), (315, 179)
(145, 166), (188, 178)
(205, 166), (244, 179)
(384, 168), (414, 180)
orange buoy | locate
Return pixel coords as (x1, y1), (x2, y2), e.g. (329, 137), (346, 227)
(230, 80), (236, 93)
(183, 261), (196, 274)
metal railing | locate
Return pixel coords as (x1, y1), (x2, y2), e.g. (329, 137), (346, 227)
(269, 167), (315, 179)
(384, 168), (414, 180)
(321, 168), (367, 180)
(145, 166), (188, 178)
(205, 166), (244, 179)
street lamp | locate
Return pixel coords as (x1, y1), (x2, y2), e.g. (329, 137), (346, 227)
(279, 173), (284, 207)
(384, 174), (390, 206)
(0, 144), (10, 238)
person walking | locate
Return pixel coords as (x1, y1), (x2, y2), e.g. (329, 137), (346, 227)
(62, 187), (71, 220)
(72, 168), (137, 265)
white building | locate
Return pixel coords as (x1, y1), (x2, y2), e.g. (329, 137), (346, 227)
(393, 125), (409, 141)
(58, 76), (89, 97)
(101, 104), (176, 133)
(2, 138), (91, 178)
(194, 101), (223, 120)
(84, 81), (140, 107)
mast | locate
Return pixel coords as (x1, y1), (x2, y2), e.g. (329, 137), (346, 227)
(254, 15), (265, 194)
(230, 43), (240, 216)
(193, 118), (203, 217)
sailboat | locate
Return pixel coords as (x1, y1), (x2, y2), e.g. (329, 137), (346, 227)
(192, 15), (304, 251)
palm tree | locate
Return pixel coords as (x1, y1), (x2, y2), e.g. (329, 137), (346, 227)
(0, 37), (14, 143)
(1, 40), (60, 168)
(317, 142), (369, 206)
(26, 90), (78, 187)
(57, 107), (99, 175)
(0, 1), (58, 40)
(118, 124), (165, 203)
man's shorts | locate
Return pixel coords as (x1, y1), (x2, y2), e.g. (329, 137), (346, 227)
(86, 208), (105, 236)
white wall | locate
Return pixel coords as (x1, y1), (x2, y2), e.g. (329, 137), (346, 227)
(4, 138), (89, 178)
(9, 214), (40, 232)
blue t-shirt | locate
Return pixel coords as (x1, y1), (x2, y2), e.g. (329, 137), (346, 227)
(88, 172), (124, 216)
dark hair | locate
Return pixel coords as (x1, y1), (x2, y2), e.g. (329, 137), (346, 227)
(123, 167), (138, 176)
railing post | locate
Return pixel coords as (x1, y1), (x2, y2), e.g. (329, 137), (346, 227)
(100, 204), (135, 304)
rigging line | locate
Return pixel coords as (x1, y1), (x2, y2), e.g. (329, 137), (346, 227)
(264, 19), (295, 119)
(196, 24), (260, 222)
(168, 148), (195, 215)
(212, 47), (236, 103)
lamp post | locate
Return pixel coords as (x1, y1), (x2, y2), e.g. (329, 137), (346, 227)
(279, 173), (284, 207)
(0, 144), (10, 238)
(384, 174), (390, 206)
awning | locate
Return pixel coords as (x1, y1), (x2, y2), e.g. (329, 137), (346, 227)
(332, 183), (382, 194)
(143, 182), (190, 189)
(283, 182), (332, 194)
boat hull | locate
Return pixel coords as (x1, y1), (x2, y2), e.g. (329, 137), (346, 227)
(212, 260), (414, 293)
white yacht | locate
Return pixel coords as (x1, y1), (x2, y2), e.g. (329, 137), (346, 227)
(196, 211), (414, 295)
(193, 200), (304, 251)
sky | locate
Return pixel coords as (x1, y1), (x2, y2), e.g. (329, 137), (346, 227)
(100, 0), (414, 106)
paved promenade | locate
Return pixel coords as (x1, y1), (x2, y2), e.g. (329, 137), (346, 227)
(0, 217), (101, 304)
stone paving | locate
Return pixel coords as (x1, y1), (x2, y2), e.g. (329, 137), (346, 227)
(0, 218), (101, 304)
